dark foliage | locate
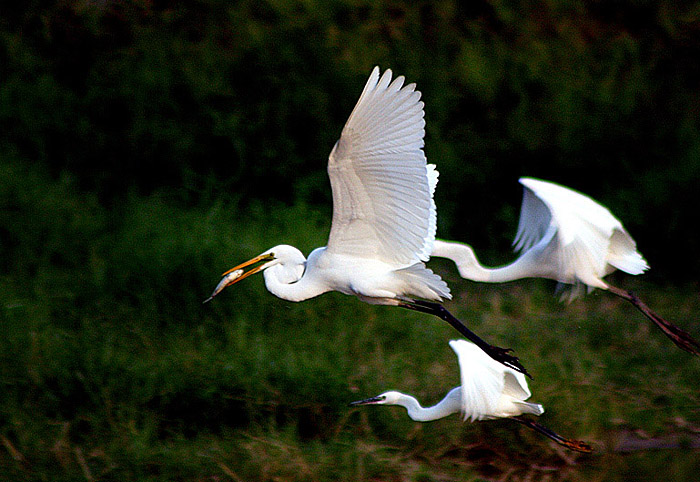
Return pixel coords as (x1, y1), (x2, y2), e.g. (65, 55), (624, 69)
(2, 0), (699, 277)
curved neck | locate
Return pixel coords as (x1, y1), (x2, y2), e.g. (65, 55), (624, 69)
(431, 240), (540, 283)
(263, 267), (330, 302)
(399, 388), (462, 422)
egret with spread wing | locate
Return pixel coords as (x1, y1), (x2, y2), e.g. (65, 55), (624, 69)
(350, 339), (592, 452)
(431, 178), (700, 355)
(205, 68), (528, 376)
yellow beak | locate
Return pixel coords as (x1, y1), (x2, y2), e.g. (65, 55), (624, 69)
(203, 252), (275, 303)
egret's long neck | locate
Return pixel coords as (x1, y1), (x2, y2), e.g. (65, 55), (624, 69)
(262, 265), (330, 302)
(431, 240), (537, 283)
(398, 388), (462, 422)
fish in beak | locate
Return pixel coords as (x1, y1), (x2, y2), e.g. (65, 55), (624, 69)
(203, 252), (275, 303)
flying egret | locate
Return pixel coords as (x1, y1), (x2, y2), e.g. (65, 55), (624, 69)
(205, 67), (528, 376)
(350, 339), (592, 453)
(431, 177), (700, 356)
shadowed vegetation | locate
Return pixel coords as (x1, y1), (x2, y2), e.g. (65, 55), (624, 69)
(1, 161), (699, 480)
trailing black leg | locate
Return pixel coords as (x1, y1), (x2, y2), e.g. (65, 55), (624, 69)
(512, 416), (593, 453)
(399, 299), (531, 378)
(606, 284), (700, 356)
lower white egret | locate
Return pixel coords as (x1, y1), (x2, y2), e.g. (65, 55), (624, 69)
(350, 339), (592, 453)
(431, 177), (700, 356)
(205, 67), (528, 376)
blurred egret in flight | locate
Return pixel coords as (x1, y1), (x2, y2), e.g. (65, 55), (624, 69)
(431, 178), (700, 356)
(205, 67), (528, 376)
(350, 339), (592, 452)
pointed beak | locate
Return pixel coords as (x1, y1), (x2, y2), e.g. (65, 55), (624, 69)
(348, 395), (384, 407)
(203, 252), (275, 303)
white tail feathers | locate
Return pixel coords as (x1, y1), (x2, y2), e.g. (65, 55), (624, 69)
(395, 263), (451, 301)
(514, 400), (545, 416)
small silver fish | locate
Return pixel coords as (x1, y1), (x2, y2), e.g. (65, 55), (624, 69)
(202, 269), (244, 303)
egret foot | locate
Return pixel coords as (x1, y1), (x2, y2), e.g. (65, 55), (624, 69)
(399, 299), (531, 379)
(513, 416), (593, 453)
(482, 345), (527, 377)
(607, 285), (700, 356)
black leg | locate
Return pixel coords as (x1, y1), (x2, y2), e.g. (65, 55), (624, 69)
(512, 416), (592, 453)
(606, 284), (700, 356)
(399, 299), (531, 379)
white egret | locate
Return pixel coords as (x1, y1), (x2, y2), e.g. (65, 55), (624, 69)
(205, 68), (528, 376)
(431, 177), (699, 356)
(350, 339), (592, 452)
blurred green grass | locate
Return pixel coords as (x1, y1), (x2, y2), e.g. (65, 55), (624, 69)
(1, 159), (700, 481)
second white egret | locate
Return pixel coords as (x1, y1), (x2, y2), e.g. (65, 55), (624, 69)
(350, 339), (592, 452)
(431, 178), (699, 356)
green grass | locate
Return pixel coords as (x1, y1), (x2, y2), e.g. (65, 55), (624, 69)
(2, 161), (700, 481)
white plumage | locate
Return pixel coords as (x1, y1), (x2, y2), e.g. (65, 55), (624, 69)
(208, 67), (447, 304)
(349, 339), (541, 422)
(431, 178), (699, 356)
(206, 67), (527, 374)
(327, 68), (436, 265)
(514, 177), (648, 293)
(350, 339), (592, 452)
(450, 340), (542, 421)
(432, 177), (648, 299)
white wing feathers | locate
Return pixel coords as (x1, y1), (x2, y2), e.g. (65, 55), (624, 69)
(449, 339), (538, 421)
(425, 163), (439, 260)
(513, 184), (552, 253)
(327, 67), (436, 265)
(515, 177), (648, 288)
(450, 339), (505, 421)
(608, 229), (649, 275)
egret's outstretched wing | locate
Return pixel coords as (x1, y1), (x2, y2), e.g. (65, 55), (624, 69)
(501, 369), (532, 401)
(513, 179), (553, 254)
(326, 67), (435, 265)
(449, 339), (503, 421)
(516, 177), (647, 287)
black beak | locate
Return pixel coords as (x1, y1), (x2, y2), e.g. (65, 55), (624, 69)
(349, 395), (384, 407)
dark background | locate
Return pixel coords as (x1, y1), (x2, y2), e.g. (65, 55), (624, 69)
(2, 0), (699, 279)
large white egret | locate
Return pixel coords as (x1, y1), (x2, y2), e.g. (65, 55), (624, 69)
(350, 339), (592, 452)
(205, 68), (528, 376)
(431, 177), (699, 355)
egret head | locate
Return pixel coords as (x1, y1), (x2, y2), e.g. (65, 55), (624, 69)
(204, 245), (305, 302)
(349, 391), (403, 407)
